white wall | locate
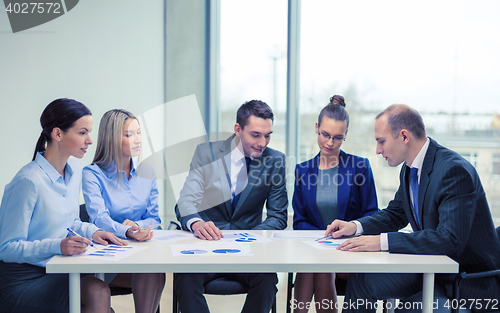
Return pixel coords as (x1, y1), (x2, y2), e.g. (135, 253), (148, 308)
(0, 1), (164, 203)
(0, 0), (211, 221)
(164, 0), (208, 217)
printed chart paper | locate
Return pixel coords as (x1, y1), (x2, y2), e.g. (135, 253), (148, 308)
(303, 238), (348, 250)
(151, 230), (193, 243)
(171, 243), (253, 256)
(219, 231), (272, 243)
(272, 230), (326, 239)
(68, 244), (147, 261)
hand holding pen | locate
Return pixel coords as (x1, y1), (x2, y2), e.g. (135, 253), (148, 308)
(131, 223), (163, 234)
(324, 220), (358, 239)
(64, 228), (127, 255)
(125, 223), (163, 242)
(315, 234), (333, 242)
(67, 227), (93, 246)
(126, 225), (153, 241)
(61, 227), (94, 256)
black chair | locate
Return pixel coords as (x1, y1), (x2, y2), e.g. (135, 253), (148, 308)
(286, 272), (347, 313)
(79, 204), (160, 312)
(79, 203), (91, 224)
(449, 226), (500, 313)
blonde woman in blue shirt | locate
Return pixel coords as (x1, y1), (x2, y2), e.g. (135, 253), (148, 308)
(82, 109), (165, 313)
(0, 98), (126, 313)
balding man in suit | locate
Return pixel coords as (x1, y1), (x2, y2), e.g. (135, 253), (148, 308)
(326, 104), (500, 312)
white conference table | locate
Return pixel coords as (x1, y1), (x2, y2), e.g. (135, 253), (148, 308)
(47, 230), (458, 313)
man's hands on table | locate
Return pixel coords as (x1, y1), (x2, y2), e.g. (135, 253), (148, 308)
(325, 219), (381, 252)
(192, 221), (223, 240)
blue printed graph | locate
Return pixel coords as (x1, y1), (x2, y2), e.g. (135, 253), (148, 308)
(84, 244), (144, 260)
(235, 237), (257, 242)
(212, 249), (241, 254)
(180, 249), (208, 255)
(317, 240), (340, 247)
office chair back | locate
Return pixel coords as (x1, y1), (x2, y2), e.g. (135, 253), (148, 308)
(450, 226), (500, 313)
(79, 204), (91, 223)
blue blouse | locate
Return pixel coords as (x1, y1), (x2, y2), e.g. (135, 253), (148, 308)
(82, 160), (161, 239)
(0, 153), (99, 267)
(316, 166), (339, 229)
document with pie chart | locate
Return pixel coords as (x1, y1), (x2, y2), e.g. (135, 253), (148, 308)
(303, 238), (348, 250)
(170, 243), (253, 256)
(219, 231), (272, 243)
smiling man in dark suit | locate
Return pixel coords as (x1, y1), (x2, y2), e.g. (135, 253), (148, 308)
(326, 104), (500, 312)
(174, 100), (288, 313)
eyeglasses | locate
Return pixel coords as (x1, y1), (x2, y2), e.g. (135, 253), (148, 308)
(319, 131), (346, 142)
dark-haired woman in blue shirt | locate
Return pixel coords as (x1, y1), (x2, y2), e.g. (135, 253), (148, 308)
(0, 98), (126, 313)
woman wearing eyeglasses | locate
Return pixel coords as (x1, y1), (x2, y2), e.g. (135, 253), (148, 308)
(292, 95), (378, 313)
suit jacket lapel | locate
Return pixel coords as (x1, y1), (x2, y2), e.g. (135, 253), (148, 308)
(216, 135), (235, 218)
(337, 151), (349, 220)
(418, 139), (437, 229)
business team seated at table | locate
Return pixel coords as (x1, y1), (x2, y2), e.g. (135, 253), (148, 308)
(0, 96), (498, 313)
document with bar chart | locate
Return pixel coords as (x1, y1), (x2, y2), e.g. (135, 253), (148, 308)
(68, 244), (147, 261)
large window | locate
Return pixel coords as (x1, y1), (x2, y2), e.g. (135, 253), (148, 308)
(220, 0), (288, 153)
(493, 154), (500, 176)
(299, 0), (500, 223)
(218, 0), (500, 224)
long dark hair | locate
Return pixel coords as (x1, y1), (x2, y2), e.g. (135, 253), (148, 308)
(33, 98), (92, 160)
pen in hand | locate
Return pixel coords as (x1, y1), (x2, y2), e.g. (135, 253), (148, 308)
(315, 234), (333, 242)
(132, 223), (163, 234)
(149, 223), (163, 230)
(67, 227), (94, 247)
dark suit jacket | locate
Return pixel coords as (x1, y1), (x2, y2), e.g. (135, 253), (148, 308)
(358, 138), (500, 299)
(175, 134), (288, 231)
(293, 151), (378, 230)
